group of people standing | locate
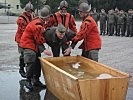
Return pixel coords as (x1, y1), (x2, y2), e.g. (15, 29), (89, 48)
(15, 0), (101, 91)
(90, 7), (133, 37)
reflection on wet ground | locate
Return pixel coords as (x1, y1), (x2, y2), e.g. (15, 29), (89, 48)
(19, 79), (58, 100)
(19, 79), (45, 100)
(0, 68), (132, 100)
(0, 70), (58, 100)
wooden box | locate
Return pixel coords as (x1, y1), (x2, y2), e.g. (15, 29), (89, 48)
(39, 56), (130, 100)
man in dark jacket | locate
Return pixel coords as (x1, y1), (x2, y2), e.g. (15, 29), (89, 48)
(126, 9), (133, 37)
(90, 8), (99, 24)
(99, 9), (107, 35)
(43, 23), (76, 57)
(116, 10), (126, 36)
(107, 9), (116, 36)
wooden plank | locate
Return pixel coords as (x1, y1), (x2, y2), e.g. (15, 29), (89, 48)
(108, 78), (129, 100)
(40, 58), (77, 80)
(78, 77), (129, 100)
(39, 57), (81, 100)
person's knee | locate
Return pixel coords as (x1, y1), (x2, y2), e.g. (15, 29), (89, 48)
(24, 49), (36, 64)
(89, 50), (99, 62)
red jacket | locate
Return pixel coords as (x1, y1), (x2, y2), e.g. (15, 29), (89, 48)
(15, 12), (35, 43)
(19, 18), (46, 52)
(48, 12), (77, 33)
(73, 15), (102, 51)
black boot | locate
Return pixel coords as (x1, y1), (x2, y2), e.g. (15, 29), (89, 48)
(25, 79), (33, 91)
(19, 68), (26, 78)
(19, 53), (26, 78)
(33, 79), (46, 89)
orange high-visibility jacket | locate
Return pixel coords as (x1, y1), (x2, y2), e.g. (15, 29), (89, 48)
(19, 18), (46, 52)
(48, 12), (77, 33)
(15, 12), (35, 43)
(73, 15), (102, 51)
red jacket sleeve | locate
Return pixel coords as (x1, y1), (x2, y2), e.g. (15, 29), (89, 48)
(31, 24), (46, 44)
(16, 17), (27, 32)
(73, 20), (94, 42)
(72, 22), (87, 42)
(69, 15), (77, 33)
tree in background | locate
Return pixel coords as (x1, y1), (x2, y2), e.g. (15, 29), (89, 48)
(89, 0), (133, 11)
(19, 0), (133, 16)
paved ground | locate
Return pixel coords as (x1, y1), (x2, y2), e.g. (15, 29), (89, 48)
(0, 16), (133, 100)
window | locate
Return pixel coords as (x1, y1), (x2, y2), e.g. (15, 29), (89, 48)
(16, 5), (19, 9)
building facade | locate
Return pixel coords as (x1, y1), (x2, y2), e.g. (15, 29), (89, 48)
(0, 0), (24, 15)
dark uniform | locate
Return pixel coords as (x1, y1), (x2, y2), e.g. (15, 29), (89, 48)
(107, 9), (116, 36)
(126, 9), (133, 37)
(43, 27), (76, 57)
(116, 10), (126, 36)
(114, 8), (119, 35)
(90, 8), (99, 24)
(99, 9), (107, 35)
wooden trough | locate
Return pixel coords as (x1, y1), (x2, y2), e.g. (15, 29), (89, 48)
(39, 56), (130, 100)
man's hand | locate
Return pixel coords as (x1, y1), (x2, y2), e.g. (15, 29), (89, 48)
(43, 50), (52, 56)
(64, 47), (72, 56)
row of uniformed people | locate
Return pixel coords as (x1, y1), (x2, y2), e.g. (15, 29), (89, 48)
(90, 8), (133, 37)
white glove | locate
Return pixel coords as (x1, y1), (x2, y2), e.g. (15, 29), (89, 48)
(43, 50), (52, 56)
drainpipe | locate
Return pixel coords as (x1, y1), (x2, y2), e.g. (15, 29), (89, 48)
(5, 0), (6, 12)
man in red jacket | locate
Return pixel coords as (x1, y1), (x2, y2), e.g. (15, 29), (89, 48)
(48, 0), (77, 33)
(71, 2), (102, 62)
(15, 2), (35, 78)
(19, 6), (52, 91)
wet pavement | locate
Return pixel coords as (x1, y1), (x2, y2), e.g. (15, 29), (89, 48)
(0, 16), (133, 100)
